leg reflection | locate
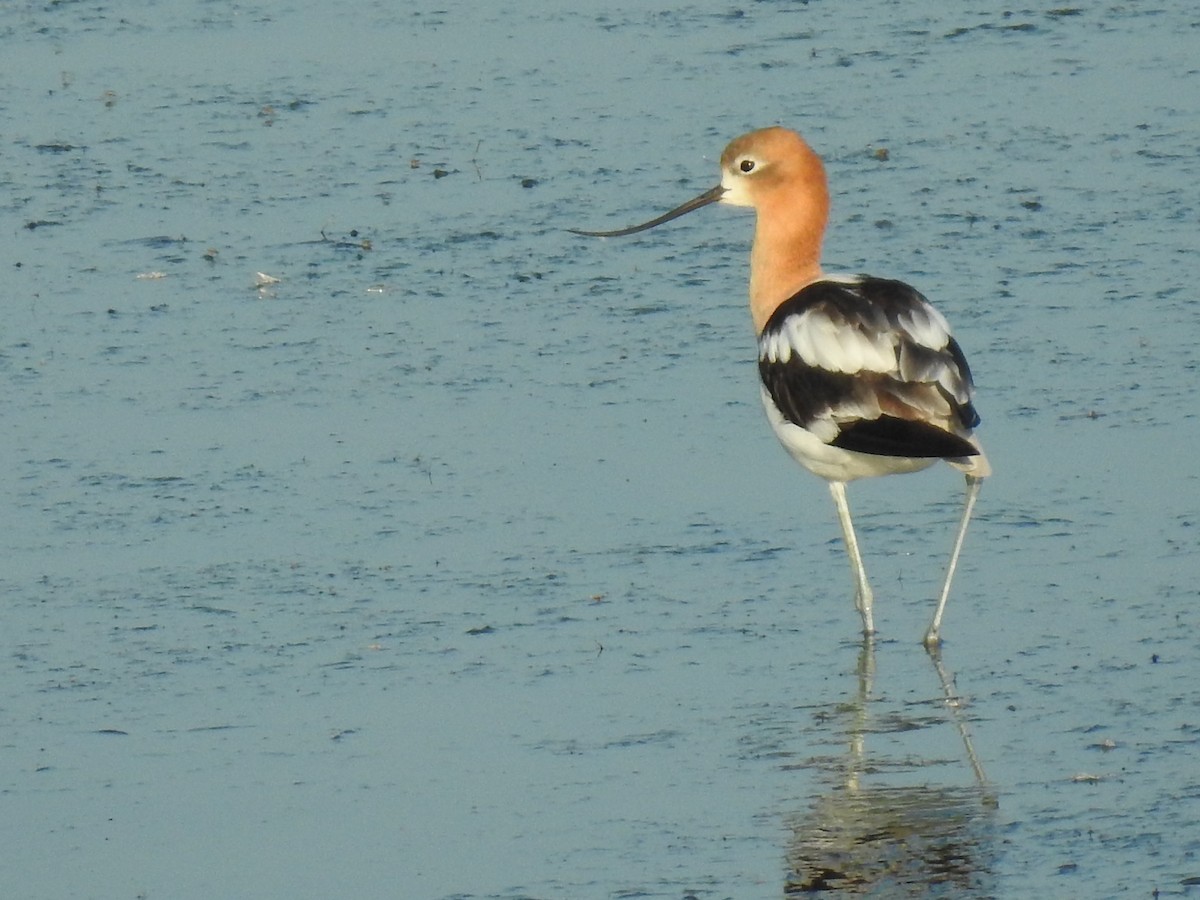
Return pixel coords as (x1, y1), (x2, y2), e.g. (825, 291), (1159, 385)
(785, 637), (997, 895)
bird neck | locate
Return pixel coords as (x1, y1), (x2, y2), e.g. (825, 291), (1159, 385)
(747, 183), (829, 335)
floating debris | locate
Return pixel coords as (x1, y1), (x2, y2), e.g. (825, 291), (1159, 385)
(318, 230), (372, 252)
(35, 142), (78, 153)
(128, 234), (188, 248)
(135, 271), (167, 280)
(254, 272), (282, 298)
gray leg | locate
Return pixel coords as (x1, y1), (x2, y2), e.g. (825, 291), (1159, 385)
(829, 481), (875, 637)
(923, 474), (983, 648)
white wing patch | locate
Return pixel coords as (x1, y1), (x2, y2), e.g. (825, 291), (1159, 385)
(896, 304), (952, 350)
(759, 286), (955, 379)
(801, 308), (896, 373)
(761, 307), (906, 375)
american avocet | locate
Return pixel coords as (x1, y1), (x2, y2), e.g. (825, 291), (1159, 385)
(572, 126), (990, 647)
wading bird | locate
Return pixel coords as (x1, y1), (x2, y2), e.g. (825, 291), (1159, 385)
(571, 126), (990, 647)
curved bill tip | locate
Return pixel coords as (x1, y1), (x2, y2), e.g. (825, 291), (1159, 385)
(569, 184), (726, 238)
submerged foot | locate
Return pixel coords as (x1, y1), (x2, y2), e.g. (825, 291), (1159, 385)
(854, 590), (875, 637)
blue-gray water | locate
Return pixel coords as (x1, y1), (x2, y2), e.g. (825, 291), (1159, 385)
(3, 2), (1198, 897)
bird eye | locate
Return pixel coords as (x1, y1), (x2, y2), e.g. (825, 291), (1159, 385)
(739, 158), (756, 173)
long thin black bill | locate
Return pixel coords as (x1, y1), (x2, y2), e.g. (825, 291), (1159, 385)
(569, 184), (726, 237)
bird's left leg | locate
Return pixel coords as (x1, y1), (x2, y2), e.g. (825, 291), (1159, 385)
(923, 474), (983, 648)
(829, 481), (875, 637)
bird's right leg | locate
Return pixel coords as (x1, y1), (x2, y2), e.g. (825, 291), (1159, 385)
(923, 474), (984, 648)
(829, 481), (875, 636)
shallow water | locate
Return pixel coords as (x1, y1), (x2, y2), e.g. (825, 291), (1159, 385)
(3, 2), (1199, 898)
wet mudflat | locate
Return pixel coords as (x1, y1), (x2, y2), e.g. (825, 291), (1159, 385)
(2, 2), (1198, 897)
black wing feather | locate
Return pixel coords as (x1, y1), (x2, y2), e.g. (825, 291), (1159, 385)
(831, 415), (979, 458)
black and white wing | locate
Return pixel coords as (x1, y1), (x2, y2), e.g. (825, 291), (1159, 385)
(757, 276), (981, 460)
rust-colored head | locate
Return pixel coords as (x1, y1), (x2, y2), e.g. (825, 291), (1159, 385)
(571, 126), (832, 333)
(717, 126), (828, 212)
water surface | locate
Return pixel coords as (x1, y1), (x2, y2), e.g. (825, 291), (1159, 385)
(3, 2), (1198, 897)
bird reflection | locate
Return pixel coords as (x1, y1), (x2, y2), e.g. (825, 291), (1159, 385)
(785, 640), (997, 895)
